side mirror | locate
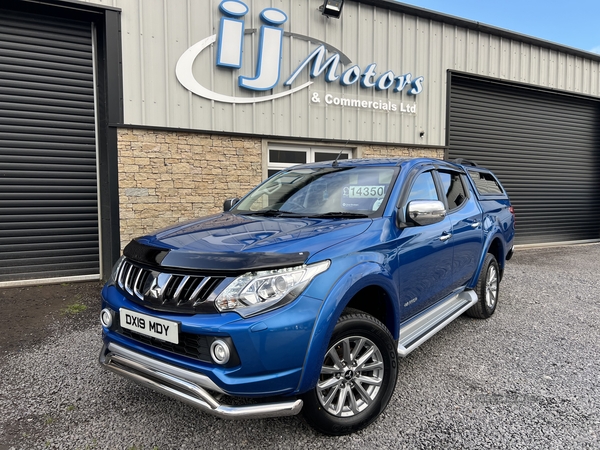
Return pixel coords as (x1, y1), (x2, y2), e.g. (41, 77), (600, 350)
(406, 200), (446, 226)
(223, 198), (240, 212)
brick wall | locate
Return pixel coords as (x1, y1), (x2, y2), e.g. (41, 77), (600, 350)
(116, 128), (444, 248)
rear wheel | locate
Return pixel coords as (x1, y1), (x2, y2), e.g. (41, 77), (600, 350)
(466, 253), (499, 319)
(301, 310), (398, 435)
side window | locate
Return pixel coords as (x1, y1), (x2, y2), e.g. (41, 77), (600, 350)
(438, 171), (468, 210)
(468, 170), (504, 195)
(407, 171), (439, 202)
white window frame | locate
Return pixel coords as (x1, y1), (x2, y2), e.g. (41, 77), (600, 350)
(265, 144), (354, 179)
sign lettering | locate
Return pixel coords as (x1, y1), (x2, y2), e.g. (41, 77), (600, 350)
(176, 0), (425, 106)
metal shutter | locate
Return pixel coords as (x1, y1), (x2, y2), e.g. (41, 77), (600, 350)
(0, 10), (99, 282)
(448, 73), (600, 246)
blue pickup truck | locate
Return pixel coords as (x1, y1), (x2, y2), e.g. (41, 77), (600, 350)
(99, 157), (515, 435)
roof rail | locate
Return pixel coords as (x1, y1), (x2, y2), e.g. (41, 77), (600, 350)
(453, 158), (479, 167)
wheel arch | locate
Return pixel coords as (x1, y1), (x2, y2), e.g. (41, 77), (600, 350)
(295, 263), (399, 394)
(345, 285), (399, 340)
(468, 234), (506, 288)
(486, 236), (506, 280)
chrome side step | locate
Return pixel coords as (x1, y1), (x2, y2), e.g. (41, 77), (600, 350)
(398, 289), (477, 357)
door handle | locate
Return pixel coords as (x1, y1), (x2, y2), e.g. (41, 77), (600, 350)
(470, 221), (481, 228)
(440, 231), (452, 242)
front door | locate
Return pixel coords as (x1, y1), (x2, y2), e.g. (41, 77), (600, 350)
(395, 170), (455, 320)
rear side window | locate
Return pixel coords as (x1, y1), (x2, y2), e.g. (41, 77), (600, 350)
(438, 171), (467, 210)
(468, 170), (504, 196)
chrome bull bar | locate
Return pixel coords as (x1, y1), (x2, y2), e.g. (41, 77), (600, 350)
(99, 342), (303, 419)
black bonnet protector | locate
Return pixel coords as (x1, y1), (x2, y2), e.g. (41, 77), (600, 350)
(123, 239), (310, 274)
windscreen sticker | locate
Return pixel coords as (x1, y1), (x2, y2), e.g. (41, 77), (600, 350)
(342, 185), (386, 210)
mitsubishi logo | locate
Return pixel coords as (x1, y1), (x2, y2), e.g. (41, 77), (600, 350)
(143, 273), (171, 303)
(146, 280), (161, 299)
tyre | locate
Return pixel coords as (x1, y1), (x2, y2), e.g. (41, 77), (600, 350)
(301, 310), (398, 435)
(466, 253), (499, 319)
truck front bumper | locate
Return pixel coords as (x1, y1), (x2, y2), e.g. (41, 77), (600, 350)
(99, 341), (303, 419)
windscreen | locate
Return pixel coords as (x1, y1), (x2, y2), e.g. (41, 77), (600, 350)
(233, 166), (398, 218)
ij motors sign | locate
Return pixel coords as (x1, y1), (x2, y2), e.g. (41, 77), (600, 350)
(176, 0), (424, 112)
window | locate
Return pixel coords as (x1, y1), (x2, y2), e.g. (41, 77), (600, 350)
(468, 170), (504, 195)
(407, 171), (439, 202)
(268, 145), (352, 178)
(438, 171), (468, 210)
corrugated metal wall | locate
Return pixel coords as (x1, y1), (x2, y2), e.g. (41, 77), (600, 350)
(448, 73), (600, 245)
(0, 9), (100, 282)
(82, 0), (600, 147)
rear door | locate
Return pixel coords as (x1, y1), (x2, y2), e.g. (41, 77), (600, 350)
(435, 169), (484, 288)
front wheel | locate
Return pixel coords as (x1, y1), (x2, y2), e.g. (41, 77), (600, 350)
(301, 310), (398, 435)
(466, 253), (500, 319)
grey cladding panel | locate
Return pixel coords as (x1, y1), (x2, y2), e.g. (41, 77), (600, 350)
(448, 74), (600, 245)
(0, 9), (99, 282)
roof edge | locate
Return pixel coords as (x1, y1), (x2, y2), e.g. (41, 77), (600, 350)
(19, 0), (121, 13)
(356, 0), (600, 63)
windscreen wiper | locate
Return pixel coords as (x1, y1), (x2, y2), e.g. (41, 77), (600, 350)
(240, 209), (306, 217)
(309, 212), (370, 218)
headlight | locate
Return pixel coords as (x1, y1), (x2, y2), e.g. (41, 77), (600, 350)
(215, 260), (330, 317)
(107, 256), (125, 286)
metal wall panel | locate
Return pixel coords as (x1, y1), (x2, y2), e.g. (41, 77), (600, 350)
(80, 0), (600, 146)
(0, 10), (99, 282)
(448, 74), (600, 245)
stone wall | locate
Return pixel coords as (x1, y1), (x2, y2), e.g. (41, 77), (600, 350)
(116, 128), (444, 248)
(117, 128), (262, 248)
(361, 145), (444, 159)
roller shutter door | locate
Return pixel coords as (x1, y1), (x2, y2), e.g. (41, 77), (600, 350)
(448, 73), (600, 245)
(0, 10), (99, 282)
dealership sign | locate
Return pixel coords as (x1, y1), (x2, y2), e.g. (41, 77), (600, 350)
(176, 0), (424, 106)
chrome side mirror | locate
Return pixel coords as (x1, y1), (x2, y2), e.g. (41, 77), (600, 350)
(223, 198), (240, 212)
(407, 200), (446, 226)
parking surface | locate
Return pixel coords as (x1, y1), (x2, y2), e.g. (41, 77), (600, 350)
(1, 245), (599, 449)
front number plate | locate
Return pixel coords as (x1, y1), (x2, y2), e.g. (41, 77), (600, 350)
(119, 309), (180, 345)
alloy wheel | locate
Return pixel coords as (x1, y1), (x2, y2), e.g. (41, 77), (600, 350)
(316, 335), (384, 417)
(485, 264), (498, 309)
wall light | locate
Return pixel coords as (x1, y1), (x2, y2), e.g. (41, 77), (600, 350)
(319, 0), (344, 19)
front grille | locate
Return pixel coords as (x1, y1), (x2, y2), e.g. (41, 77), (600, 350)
(120, 328), (212, 362)
(117, 259), (225, 313)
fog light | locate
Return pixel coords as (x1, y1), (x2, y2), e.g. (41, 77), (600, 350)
(100, 308), (114, 328)
(210, 340), (231, 365)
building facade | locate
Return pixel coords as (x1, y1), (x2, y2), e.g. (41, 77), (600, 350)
(1, 0), (599, 285)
